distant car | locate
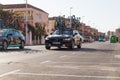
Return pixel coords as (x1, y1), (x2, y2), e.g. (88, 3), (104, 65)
(83, 36), (93, 42)
(0, 29), (25, 50)
(80, 35), (84, 43)
(45, 28), (82, 49)
(99, 37), (106, 42)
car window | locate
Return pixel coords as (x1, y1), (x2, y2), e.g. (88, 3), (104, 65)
(52, 29), (73, 35)
(8, 29), (14, 35)
(0, 29), (7, 36)
(14, 30), (20, 36)
(62, 30), (73, 35)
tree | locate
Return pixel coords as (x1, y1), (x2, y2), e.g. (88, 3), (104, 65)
(71, 15), (80, 30)
(29, 24), (35, 39)
(0, 9), (24, 30)
(0, 9), (14, 28)
(55, 17), (66, 30)
(35, 23), (46, 44)
(35, 23), (46, 37)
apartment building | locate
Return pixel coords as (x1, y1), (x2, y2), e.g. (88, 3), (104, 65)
(48, 17), (56, 35)
(2, 4), (49, 45)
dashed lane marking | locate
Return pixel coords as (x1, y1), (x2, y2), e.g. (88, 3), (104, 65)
(114, 55), (120, 58)
(72, 52), (76, 54)
(40, 60), (51, 64)
(60, 55), (67, 58)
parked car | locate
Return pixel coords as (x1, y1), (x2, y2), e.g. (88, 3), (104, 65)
(83, 36), (94, 42)
(45, 28), (82, 49)
(0, 29), (25, 50)
(79, 35), (84, 43)
(99, 37), (106, 42)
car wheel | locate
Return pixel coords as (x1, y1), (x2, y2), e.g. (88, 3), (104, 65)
(58, 46), (61, 49)
(69, 40), (74, 49)
(2, 41), (8, 50)
(77, 41), (81, 49)
(19, 41), (24, 49)
(45, 46), (51, 50)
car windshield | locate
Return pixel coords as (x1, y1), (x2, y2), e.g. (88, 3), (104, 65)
(99, 37), (104, 39)
(0, 29), (7, 36)
(52, 29), (73, 35)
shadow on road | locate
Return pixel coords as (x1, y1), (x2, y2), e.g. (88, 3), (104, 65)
(81, 48), (114, 53)
(0, 48), (43, 53)
(50, 47), (114, 53)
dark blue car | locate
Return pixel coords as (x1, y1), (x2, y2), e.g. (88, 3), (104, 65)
(45, 28), (82, 49)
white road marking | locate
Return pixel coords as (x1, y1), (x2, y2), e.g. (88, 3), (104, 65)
(114, 55), (120, 58)
(99, 66), (117, 71)
(48, 61), (120, 65)
(47, 65), (117, 71)
(60, 55), (67, 58)
(72, 52), (76, 54)
(13, 72), (120, 79)
(40, 60), (51, 64)
(0, 69), (20, 78)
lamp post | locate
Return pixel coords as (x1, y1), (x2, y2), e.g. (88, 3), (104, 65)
(25, 0), (28, 45)
(0, 4), (2, 10)
(70, 7), (73, 28)
(82, 16), (85, 36)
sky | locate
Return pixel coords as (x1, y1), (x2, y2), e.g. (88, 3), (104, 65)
(0, 0), (120, 33)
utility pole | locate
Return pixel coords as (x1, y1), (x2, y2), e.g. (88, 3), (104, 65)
(70, 7), (73, 28)
(0, 4), (2, 10)
(82, 16), (85, 36)
(25, 0), (28, 45)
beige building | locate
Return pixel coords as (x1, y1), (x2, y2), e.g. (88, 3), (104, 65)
(116, 28), (120, 42)
(48, 17), (56, 35)
(2, 4), (49, 45)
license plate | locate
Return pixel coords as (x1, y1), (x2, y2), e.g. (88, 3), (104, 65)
(53, 42), (60, 44)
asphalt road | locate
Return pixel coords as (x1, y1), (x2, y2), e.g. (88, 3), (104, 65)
(0, 41), (120, 80)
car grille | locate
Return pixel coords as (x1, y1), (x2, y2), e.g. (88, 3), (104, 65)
(50, 38), (63, 42)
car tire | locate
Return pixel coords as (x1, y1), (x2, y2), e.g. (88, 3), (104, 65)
(45, 46), (51, 50)
(69, 40), (74, 49)
(58, 46), (61, 49)
(2, 41), (8, 50)
(19, 41), (25, 49)
(77, 41), (81, 49)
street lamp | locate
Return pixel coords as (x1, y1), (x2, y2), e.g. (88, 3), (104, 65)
(70, 7), (73, 28)
(25, 0), (28, 45)
(81, 16), (85, 36)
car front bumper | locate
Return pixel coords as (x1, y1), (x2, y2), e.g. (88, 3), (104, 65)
(45, 39), (72, 47)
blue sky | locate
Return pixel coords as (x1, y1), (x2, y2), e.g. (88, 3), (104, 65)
(1, 0), (120, 33)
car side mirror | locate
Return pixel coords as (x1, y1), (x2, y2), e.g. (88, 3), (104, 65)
(73, 33), (77, 36)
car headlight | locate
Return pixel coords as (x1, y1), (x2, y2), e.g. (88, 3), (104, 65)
(45, 37), (49, 40)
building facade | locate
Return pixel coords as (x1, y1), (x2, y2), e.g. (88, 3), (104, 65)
(48, 16), (105, 41)
(48, 17), (56, 35)
(2, 4), (49, 45)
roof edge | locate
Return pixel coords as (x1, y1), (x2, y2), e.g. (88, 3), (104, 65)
(2, 3), (48, 14)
